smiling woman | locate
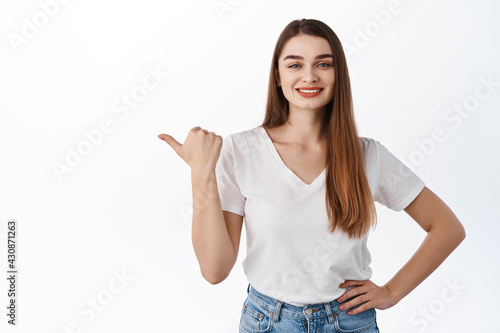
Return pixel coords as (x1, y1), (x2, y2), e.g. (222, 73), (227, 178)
(157, 18), (465, 333)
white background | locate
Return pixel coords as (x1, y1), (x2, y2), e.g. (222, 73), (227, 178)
(1, 0), (499, 332)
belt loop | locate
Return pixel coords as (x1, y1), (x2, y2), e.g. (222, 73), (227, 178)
(247, 283), (251, 295)
(324, 302), (335, 324)
(272, 300), (283, 322)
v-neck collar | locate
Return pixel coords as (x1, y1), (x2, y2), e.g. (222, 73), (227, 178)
(258, 126), (326, 188)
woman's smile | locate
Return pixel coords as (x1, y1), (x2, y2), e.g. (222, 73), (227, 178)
(296, 87), (324, 97)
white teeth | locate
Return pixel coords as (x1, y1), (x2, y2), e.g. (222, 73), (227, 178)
(298, 89), (321, 93)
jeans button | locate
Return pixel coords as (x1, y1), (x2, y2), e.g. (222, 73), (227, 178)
(305, 308), (313, 315)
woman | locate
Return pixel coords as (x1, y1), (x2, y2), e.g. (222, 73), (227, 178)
(158, 18), (465, 333)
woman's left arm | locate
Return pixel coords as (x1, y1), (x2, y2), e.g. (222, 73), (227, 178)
(336, 186), (466, 315)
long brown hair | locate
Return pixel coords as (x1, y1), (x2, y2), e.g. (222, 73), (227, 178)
(261, 18), (377, 239)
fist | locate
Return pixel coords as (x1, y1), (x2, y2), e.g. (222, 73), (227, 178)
(158, 126), (223, 173)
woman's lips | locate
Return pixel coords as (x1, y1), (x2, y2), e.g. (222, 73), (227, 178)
(296, 87), (324, 98)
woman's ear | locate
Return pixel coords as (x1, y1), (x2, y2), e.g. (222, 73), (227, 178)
(275, 69), (281, 87)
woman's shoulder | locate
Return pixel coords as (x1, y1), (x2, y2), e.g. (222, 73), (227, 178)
(358, 136), (390, 161)
(358, 136), (379, 150)
(222, 125), (265, 144)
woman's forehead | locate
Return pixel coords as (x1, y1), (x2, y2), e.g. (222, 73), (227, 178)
(279, 35), (332, 60)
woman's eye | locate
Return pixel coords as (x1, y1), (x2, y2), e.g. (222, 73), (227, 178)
(287, 63), (332, 69)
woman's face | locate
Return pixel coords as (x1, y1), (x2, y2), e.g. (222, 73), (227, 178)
(275, 34), (335, 114)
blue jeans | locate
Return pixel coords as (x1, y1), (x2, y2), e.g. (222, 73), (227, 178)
(239, 284), (380, 333)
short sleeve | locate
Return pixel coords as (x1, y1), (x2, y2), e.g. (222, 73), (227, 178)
(373, 140), (425, 211)
(215, 135), (246, 217)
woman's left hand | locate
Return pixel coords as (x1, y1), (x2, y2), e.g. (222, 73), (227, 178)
(336, 279), (399, 315)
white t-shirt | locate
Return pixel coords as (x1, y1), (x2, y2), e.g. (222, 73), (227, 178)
(215, 125), (425, 306)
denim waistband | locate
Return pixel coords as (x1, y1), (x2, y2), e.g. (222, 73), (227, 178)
(246, 283), (349, 323)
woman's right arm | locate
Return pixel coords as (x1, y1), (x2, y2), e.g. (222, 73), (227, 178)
(191, 170), (242, 284)
(158, 127), (242, 284)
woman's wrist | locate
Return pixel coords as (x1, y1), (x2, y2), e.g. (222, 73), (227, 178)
(383, 282), (405, 307)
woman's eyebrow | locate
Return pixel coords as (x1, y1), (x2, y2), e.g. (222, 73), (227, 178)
(282, 54), (333, 61)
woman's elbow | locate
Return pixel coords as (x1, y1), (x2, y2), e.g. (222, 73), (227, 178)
(457, 222), (466, 243)
(201, 267), (230, 285)
(451, 219), (466, 248)
(204, 275), (226, 285)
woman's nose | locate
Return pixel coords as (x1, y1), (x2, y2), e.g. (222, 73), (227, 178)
(302, 66), (318, 82)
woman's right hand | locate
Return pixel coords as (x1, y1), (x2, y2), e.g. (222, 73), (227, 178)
(158, 126), (223, 174)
